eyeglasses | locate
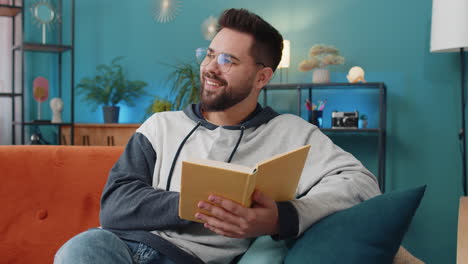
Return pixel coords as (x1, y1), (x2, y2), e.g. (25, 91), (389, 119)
(196, 47), (266, 73)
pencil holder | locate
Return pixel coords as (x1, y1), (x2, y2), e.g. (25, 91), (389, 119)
(308, 110), (323, 127)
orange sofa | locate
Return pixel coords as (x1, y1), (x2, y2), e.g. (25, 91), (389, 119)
(1, 145), (426, 264)
(0, 146), (124, 263)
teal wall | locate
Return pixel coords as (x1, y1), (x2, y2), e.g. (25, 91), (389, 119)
(68, 0), (468, 262)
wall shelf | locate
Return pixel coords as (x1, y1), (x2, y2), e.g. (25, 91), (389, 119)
(13, 43), (73, 53)
(263, 82), (387, 191)
(3, 0), (76, 145)
(0, 93), (22, 97)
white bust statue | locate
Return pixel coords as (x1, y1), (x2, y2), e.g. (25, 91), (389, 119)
(50, 97), (64, 123)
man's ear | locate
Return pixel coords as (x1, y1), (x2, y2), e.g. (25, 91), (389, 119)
(254, 67), (274, 91)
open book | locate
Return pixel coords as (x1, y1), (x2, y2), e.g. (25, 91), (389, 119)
(178, 145), (311, 222)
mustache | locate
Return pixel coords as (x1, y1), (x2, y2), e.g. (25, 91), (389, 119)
(203, 72), (227, 86)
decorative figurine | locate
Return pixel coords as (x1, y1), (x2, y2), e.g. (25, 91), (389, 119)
(347, 66), (366, 83)
(50, 97), (64, 123)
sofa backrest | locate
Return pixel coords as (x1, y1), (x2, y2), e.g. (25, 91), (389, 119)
(0, 145), (124, 264)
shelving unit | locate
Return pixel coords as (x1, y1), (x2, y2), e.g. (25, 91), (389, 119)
(1, 0), (75, 145)
(263, 82), (387, 191)
(0, 2), (22, 144)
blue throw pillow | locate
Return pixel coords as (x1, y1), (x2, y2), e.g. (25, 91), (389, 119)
(284, 185), (426, 264)
(237, 236), (288, 264)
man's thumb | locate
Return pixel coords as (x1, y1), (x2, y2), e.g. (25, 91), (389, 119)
(252, 190), (271, 207)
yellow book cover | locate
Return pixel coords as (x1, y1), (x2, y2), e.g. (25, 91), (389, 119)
(178, 145), (311, 222)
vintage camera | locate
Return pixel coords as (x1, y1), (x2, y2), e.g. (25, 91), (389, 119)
(332, 111), (359, 128)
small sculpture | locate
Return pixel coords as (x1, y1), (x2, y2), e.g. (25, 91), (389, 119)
(50, 97), (63, 123)
(347, 66), (366, 83)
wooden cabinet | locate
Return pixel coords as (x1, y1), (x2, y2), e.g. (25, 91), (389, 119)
(61, 123), (139, 146)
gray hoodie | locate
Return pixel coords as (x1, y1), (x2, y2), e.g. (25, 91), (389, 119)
(100, 103), (381, 264)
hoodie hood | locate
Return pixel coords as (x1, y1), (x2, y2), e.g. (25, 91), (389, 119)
(164, 103), (279, 190)
(183, 103), (279, 130)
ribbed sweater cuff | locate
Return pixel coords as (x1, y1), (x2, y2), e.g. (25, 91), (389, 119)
(271, 201), (299, 240)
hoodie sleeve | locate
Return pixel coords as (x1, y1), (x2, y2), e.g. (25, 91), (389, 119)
(100, 132), (192, 230)
(272, 125), (381, 240)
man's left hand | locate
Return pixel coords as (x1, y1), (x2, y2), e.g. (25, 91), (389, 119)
(195, 190), (279, 238)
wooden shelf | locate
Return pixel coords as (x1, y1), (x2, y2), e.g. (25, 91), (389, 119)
(14, 43), (73, 53)
(0, 5), (22, 17)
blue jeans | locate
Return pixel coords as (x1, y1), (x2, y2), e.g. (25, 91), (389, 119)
(54, 229), (175, 264)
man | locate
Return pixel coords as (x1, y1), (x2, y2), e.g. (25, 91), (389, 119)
(55, 8), (380, 264)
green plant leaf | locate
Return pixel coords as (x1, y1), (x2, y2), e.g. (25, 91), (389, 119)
(165, 61), (200, 110)
(75, 56), (148, 111)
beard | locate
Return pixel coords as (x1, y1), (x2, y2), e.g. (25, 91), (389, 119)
(200, 72), (254, 112)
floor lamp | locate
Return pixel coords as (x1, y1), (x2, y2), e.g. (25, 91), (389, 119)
(430, 0), (468, 196)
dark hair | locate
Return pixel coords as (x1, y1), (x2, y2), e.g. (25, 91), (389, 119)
(217, 8), (284, 72)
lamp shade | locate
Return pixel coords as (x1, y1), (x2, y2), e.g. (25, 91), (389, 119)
(278, 40), (290, 69)
(430, 0), (468, 52)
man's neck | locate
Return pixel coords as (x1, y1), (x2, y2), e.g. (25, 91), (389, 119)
(202, 100), (257, 126)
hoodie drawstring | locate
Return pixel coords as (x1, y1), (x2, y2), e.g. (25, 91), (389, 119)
(227, 126), (245, 163)
(166, 121), (202, 191)
(166, 123), (246, 191)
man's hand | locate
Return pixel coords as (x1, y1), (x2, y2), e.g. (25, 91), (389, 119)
(195, 190), (279, 238)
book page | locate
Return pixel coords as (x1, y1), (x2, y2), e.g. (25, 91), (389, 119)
(254, 145), (311, 201)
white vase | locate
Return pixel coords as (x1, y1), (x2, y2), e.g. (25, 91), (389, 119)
(312, 68), (330, 83)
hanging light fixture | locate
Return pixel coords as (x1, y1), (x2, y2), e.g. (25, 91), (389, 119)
(153, 0), (180, 23)
(201, 15), (217, 41)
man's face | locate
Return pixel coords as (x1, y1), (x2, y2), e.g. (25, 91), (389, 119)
(200, 28), (261, 112)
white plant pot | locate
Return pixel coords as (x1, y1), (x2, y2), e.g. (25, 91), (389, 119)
(312, 68), (330, 83)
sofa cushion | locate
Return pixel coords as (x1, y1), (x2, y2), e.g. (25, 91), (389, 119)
(284, 185), (426, 264)
(0, 146), (124, 264)
(237, 236), (288, 264)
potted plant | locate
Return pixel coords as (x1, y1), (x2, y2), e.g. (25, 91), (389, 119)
(359, 114), (368, 129)
(145, 96), (173, 119)
(166, 61), (200, 110)
(145, 60), (200, 118)
(76, 56), (148, 123)
(298, 44), (345, 83)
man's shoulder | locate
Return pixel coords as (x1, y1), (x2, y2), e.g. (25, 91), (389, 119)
(145, 110), (187, 122)
(269, 113), (311, 127)
(138, 110), (191, 132)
